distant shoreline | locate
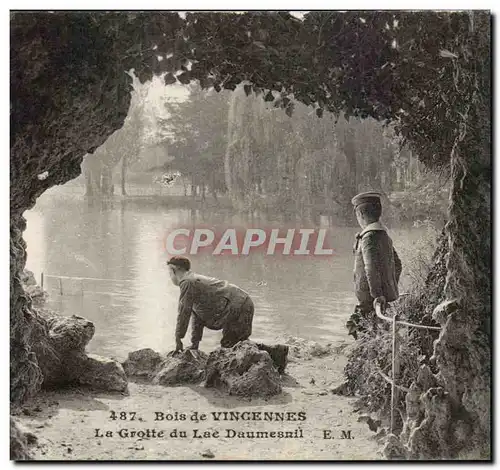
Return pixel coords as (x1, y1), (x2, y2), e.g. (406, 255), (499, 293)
(32, 180), (446, 227)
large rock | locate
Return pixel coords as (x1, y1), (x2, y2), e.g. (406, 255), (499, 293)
(68, 354), (128, 393)
(46, 314), (95, 355)
(153, 350), (208, 386)
(122, 348), (164, 379)
(10, 417), (33, 460)
(29, 309), (128, 393)
(204, 341), (282, 397)
(122, 348), (208, 386)
(20, 269), (47, 308)
(20, 270), (36, 287)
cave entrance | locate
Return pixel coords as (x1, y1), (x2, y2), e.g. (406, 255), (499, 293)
(23, 66), (445, 365)
(11, 11), (490, 460)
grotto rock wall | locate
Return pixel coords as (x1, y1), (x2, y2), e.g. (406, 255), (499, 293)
(10, 11), (188, 404)
(10, 11), (191, 404)
(404, 15), (491, 459)
(10, 13), (135, 404)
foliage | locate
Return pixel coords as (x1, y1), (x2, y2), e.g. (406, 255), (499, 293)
(388, 176), (450, 224)
(158, 84), (231, 194)
(111, 10), (485, 219)
(18, 10), (485, 207)
(11, 11), (489, 197)
(160, 81), (441, 221)
(113, 10), (489, 175)
(344, 228), (445, 429)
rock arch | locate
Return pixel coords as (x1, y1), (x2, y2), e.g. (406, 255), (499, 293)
(10, 11), (490, 458)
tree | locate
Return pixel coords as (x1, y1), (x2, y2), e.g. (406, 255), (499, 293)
(157, 84), (231, 199)
(223, 84), (413, 221)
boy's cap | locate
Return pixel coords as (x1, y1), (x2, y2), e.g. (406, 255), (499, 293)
(167, 256), (191, 271)
(351, 191), (382, 208)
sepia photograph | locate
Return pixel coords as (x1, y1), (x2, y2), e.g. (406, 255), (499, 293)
(9, 9), (492, 461)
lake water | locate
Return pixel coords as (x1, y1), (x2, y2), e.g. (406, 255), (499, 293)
(23, 184), (428, 361)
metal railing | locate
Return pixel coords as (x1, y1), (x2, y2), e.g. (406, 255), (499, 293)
(40, 272), (136, 296)
(37, 272), (440, 435)
(374, 301), (442, 434)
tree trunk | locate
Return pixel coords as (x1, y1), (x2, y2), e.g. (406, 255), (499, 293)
(121, 155), (127, 196)
(190, 178), (196, 199)
(224, 88), (240, 199)
(101, 165), (113, 196)
(340, 128), (357, 208)
(82, 154), (102, 196)
(84, 168), (93, 196)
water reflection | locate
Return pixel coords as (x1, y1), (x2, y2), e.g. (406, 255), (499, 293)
(24, 193), (425, 361)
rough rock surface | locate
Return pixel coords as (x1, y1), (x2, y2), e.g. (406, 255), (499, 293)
(122, 348), (164, 380)
(46, 313), (96, 356)
(10, 417), (33, 460)
(29, 309), (127, 393)
(10, 12), (143, 405)
(122, 348), (208, 386)
(153, 350), (208, 386)
(68, 354), (128, 392)
(383, 434), (408, 460)
(20, 270), (37, 287)
(20, 270), (47, 308)
(205, 341), (282, 397)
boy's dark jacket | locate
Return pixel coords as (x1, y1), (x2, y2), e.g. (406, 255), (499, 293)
(175, 272), (249, 340)
(353, 222), (402, 305)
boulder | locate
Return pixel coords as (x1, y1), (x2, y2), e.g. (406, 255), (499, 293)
(255, 343), (289, 374)
(122, 348), (164, 379)
(25, 285), (48, 308)
(10, 417), (33, 460)
(68, 354), (128, 392)
(21, 270), (47, 308)
(29, 309), (128, 394)
(47, 314), (95, 355)
(20, 270), (37, 287)
(122, 348), (208, 386)
(204, 341), (282, 397)
(153, 350), (208, 386)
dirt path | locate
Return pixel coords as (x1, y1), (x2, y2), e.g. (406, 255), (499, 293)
(14, 347), (381, 461)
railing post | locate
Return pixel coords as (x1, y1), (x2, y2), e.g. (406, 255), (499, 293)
(40, 272), (44, 290)
(390, 313), (400, 434)
(59, 277), (63, 296)
(375, 301), (441, 434)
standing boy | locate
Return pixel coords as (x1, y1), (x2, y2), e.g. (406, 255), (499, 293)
(346, 192), (402, 339)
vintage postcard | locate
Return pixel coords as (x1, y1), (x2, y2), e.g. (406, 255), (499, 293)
(9, 10), (491, 461)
